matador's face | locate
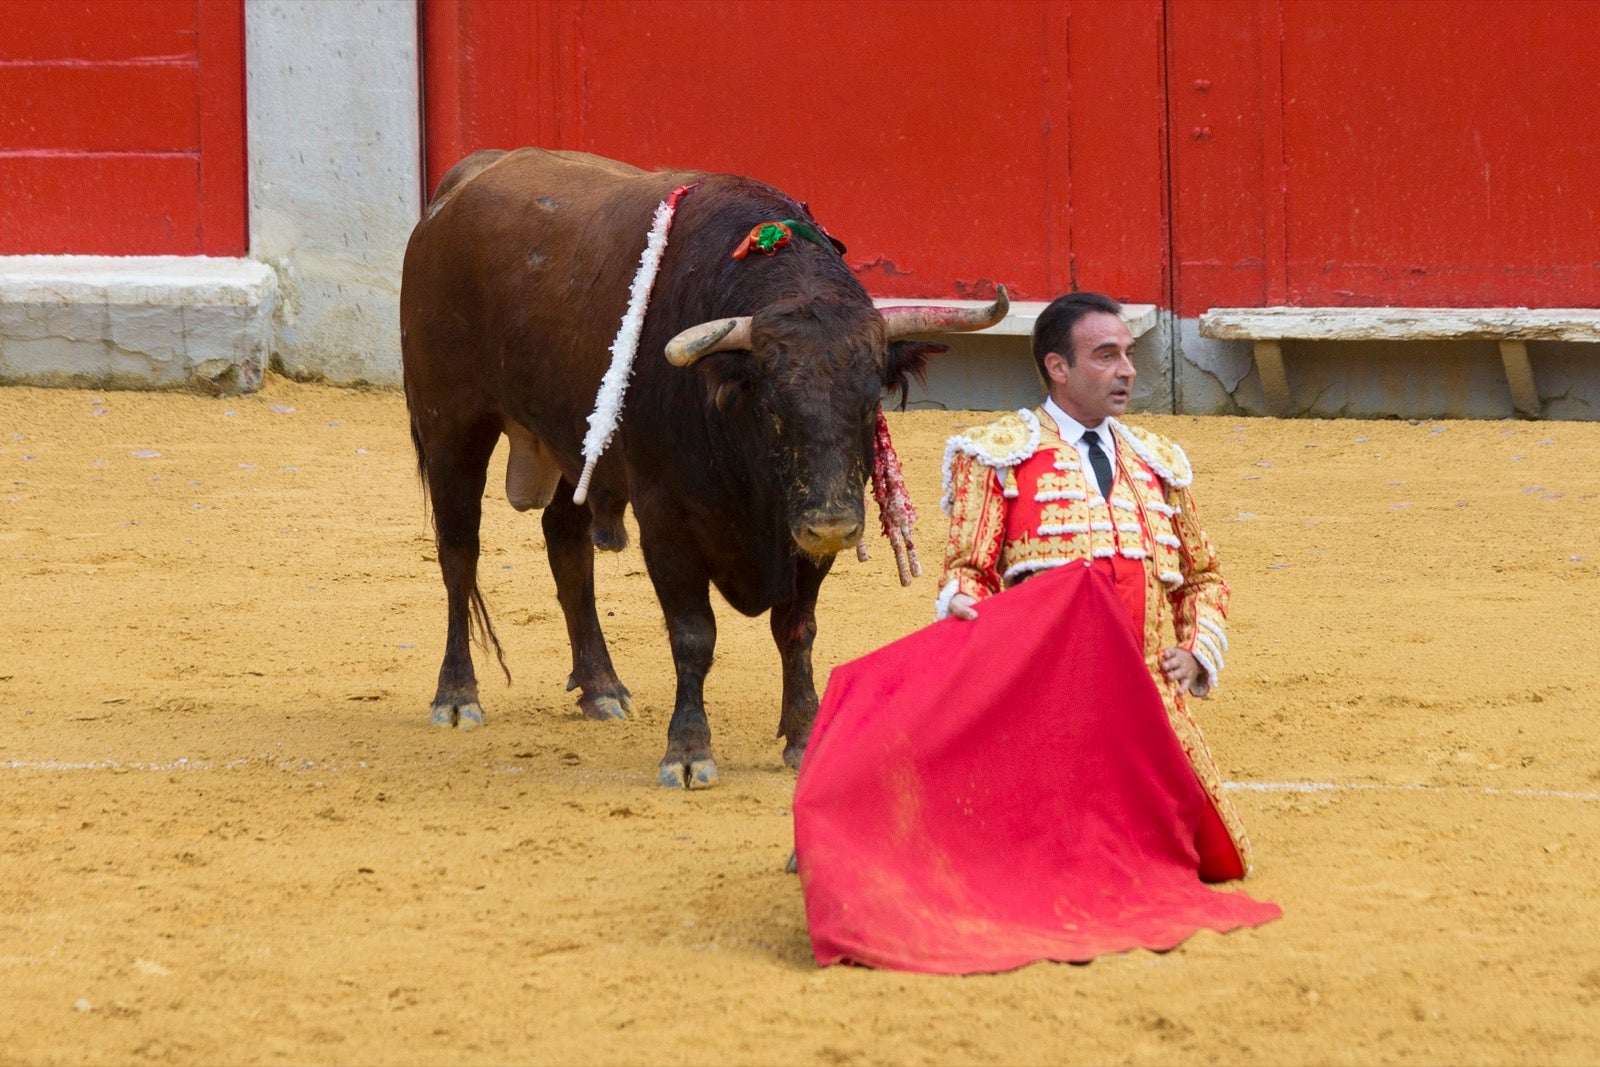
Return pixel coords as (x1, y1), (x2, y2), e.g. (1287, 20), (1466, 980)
(1045, 311), (1137, 426)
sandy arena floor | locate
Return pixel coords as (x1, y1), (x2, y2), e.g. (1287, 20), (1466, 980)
(1, 377), (1597, 1065)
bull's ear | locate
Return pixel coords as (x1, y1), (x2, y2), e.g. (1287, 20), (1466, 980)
(883, 340), (945, 410)
(698, 351), (755, 415)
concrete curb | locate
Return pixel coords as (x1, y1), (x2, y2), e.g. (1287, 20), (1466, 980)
(0, 256), (278, 394)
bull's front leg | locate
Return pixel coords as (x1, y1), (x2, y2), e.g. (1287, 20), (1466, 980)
(642, 538), (720, 789)
(771, 555), (833, 769)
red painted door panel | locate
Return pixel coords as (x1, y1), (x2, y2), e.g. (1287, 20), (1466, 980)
(0, 0), (246, 255)
(423, 0), (1168, 305)
(1170, 0), (1600, 313)
(1277, 1), (1600, 306)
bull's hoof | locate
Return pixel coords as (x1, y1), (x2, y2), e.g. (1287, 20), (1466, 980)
(579, 693), (629, 722)
(566, 676), (633, 719)
(430, 701), (484, 730)
(782, 740), (807, 771)
(688, 759), (719, 789)
(658, 756), (719, 790)
(785, 851), (798, 874)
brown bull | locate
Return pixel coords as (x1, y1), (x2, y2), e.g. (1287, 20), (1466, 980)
(400, 148), (1005, 786)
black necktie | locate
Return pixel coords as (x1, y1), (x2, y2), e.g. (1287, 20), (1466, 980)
(1083, 432), (1113, 499)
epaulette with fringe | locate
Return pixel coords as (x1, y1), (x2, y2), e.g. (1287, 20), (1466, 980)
(940, 409), (1041, 513)
(1110, 420), (1193, 489)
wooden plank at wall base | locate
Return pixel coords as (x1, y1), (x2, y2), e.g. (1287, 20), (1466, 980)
(1198, 306), (1600, 418)
(0, 255), (277, 393)
(1199, 307), (1600, 343)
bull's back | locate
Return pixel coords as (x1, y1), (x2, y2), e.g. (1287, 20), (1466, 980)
(401, 148), (701, 458)
(413, 148), (684, 262)
(406, 148), (698, 322)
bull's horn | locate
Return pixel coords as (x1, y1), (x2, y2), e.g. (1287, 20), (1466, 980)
(664, 316), (753, 366)
(880, 285), (1010, 339)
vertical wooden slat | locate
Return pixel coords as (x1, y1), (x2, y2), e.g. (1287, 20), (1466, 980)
(1064, 1), (1167, 303)
(557, 0), (585, 150)
(421, 0), (466, 198)
(1164, 0), (1272, 316)
(1256, 0), (1288, 304)
(1041, 2), (1073, 294)
(197, 0), (247, 254)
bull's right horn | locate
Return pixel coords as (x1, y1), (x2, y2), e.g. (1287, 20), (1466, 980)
(664, 317), (752, 366)
(880, 285), (1010, 339)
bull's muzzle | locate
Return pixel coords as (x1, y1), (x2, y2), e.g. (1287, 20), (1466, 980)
(793, 510), (864, 557)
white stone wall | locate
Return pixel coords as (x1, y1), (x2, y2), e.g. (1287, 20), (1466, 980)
(245, 0), (421, 385)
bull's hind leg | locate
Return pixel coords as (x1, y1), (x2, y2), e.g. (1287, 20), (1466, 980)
(641, 537), (719, 789)
(771, 555), (832, 769)
(423, 420), (503, 729)
(543, 484), (632, 721)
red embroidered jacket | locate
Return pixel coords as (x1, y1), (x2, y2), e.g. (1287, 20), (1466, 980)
(936, 407), (1231, 691)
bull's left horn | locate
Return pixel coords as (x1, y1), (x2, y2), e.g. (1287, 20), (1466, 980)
(664, 316), (752, 366)
(880, 285), (1010, 339)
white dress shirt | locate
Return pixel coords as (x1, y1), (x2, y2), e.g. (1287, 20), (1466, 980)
(1043, 397), (1116, 497)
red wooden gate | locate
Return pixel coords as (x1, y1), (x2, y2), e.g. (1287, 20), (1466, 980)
(0, 0), (247, 256)
(425, 0), (1600, 313)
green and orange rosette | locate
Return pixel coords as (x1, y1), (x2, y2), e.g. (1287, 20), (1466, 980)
(731, 221), (793, 259)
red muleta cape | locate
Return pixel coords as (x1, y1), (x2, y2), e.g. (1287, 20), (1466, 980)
(793, 563), (1280, 973)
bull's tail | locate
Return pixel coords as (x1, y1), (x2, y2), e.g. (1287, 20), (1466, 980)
(407, 407), (512, 686)
(407, 407), (431, 512)
(470, 584), (511, 686)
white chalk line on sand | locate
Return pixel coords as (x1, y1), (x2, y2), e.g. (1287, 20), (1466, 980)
(0, 758), (1597, 802)
(1223, 780), (1600, 802)
(0, 757), (362, 773)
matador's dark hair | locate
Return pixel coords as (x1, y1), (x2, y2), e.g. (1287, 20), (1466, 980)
(1031, 291), (1123, 379)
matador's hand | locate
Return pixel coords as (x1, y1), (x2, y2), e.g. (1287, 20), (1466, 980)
(947, 593), (980, 621)
(1160, 647), (1211, 698)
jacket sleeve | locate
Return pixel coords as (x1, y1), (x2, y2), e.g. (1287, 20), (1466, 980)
(935, 451), (1007, 619)
(1166, 482), (1230, 691)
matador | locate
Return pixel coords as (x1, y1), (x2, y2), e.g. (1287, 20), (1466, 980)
(937, 291), (1253, 879)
